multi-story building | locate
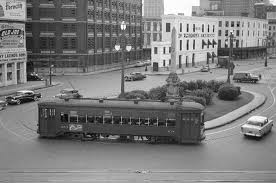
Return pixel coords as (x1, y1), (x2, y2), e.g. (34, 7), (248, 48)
(0, 0), (27, 87)
(151, 15), (218, 71)
(142, 0), (164, 60)
(26, 0), (143, 74)
(216, 16), (268, 59)
(143, 0), (164, 18)
(267, 11), (276, 56)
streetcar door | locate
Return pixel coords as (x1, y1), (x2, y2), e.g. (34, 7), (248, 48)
(180, 113), (192, 142)
(39, 108), (48, 135)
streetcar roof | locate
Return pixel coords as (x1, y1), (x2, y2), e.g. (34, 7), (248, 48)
(38, 98), (204, 111)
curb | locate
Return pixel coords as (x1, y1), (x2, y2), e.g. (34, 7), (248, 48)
(0, 82), (61, 97)
(205, 90), (266, 130)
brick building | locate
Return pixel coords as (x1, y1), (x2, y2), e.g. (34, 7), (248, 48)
(26, 0), (143, 74)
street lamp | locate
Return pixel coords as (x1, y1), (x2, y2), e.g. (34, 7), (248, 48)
(49, 64), (54, 86)
(115, 21), (132, 96)
(265, 35), (272, 67)
(225, 30), (236, 84)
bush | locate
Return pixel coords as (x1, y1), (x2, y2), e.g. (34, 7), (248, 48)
(207, 80), (226, 92)
(196, 80), (208, 90)
(187, 80), (198, 91)
(179, 81), (189, 97)
(148, 85), (167, 102)
(182, 96), (206, 106)
(218, 84), (241, 101)
(191, 88), (214, 105)
(118, 90), (148, 100)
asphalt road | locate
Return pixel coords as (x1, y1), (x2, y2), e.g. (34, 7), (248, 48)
(1, 60), (276, 182)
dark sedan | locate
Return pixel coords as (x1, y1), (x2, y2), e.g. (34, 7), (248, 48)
(125, 72), (146, 81)
(5, 90), (42, 105)
(27, 73), (44, 81)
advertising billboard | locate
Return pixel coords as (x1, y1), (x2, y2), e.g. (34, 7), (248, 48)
(0, 0), (26, 21)
(0, 22), (25, 52)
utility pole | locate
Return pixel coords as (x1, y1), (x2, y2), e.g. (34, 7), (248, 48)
(227, 31), (234, 84)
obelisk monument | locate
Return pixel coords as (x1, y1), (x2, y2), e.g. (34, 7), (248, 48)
(170, 26), (177, 72)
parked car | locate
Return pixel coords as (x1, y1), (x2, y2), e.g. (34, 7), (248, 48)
(135, 61), (145, 67)
(0, 100), (7, 110)
(200, 66), (210, 72)
(55, 88), (83, 99)
(233, 72), (259, 83)
(144, 60), (151, 66)
(241, 116), (273, 137)
(125, 72), (146, 81)
(27, 73), (44, 81)
(5, 90), (42, 105)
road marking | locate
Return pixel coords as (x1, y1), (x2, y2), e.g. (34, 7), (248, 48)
(206, 86), (276, 136)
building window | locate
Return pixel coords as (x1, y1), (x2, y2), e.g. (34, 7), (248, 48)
(169, 59), (171, 65)
(225, 30), (228, 36)
(202, 24), (204, 32)
(237, 21), (240, 27)
(154, 47), (158, 54)
(225, 21), (229, 27)
(207, 24), (209, 32)
(218, 39), (221, 48)
(248, 22), (250, 28)
(163, 47), (166, 54)
(236, 40), (239, 48)
(193, 24), (195, 32)
(186, 40), (189, 50)
(213, 25), (215, 32)
(193, 40), (195, 50)
(231, 21), (234, 27)
(180, 40), (182, 51)
(236, 30), (240, 36)
(153, 22), (157, 31)
(166, 23), (171, 32)
(153, 33), (157, 41)
(163, 60), (166, 67)
(180, 23), (182, 32)
(225, 39), (228, 48)
(186, 24), (189, 32)
(219, 21), (222, 27)
(218, 30), (221, 36)
(169, 47), (171, 53)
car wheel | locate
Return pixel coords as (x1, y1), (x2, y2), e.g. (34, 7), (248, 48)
(34, 96), (39, 101)
(16, 99), (21, 105)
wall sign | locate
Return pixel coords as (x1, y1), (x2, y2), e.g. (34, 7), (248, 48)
(0, 0), (26, 21)
(0, 22), (25, 50)
(178, 33), (215, 39)
(0, 51), (26, 62)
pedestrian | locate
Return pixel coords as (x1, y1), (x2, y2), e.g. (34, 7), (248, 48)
(259, 74), (262, 80)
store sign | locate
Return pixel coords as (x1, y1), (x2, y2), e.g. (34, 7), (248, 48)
(0, 0), (26, 21)
(0, 22), (25, 50)
(178, 33), (215, 39)
(0, 51), (26, 62)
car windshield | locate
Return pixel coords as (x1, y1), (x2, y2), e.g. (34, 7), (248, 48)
(247, 121), (263, 127)
(15, 92), (25, 96)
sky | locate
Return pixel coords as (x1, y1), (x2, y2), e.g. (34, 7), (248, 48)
(164, 0), (276, 16)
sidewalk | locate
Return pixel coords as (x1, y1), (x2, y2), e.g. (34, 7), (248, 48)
(0, 81), (60, 97)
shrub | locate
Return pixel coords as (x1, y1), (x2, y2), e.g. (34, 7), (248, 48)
(196, 80), (208, 89)
(218, 84), (241, 101)
(130, 90), (149, 99)
(118, 90), (148, 100)
(182, 96), (206, 106)
(179, 81), (189, 97)
(148, 85), (167, 102)
(207, 80), (226, 92)
(191, 88), (214, 105)
(187, 80), (198, 91)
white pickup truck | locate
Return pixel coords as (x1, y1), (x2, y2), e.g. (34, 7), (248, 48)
(241, 116), (273, 137)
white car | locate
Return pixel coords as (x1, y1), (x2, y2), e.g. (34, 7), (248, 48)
(241, 116), (273, 137)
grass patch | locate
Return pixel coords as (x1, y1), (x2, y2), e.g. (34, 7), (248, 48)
(205, 91), (254, 121)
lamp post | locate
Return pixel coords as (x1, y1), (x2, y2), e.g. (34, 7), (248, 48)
(265, 35), (272, 67)
(115, 21), (132, 96)
(225, 30), (235, 84)
(49, 64), (54, 86)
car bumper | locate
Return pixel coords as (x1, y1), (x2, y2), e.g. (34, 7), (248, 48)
(241, 132), (262, 137)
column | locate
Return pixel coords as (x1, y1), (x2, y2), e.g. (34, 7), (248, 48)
(22, 61), (27, 83)
(3, 63), (7, 86)
(13, 62), (17, 85)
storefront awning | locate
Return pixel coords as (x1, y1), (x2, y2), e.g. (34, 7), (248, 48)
(202, 40), (207, 46)
(207, 52), (212, 58)
(212, 52), (217, 57)
(208, 40), (212, 45)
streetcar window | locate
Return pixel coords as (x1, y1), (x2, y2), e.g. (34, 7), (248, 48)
(145, 118), (150, 126)
(95, 116), (103, 123)
(69, 115), (78, 123)
(201, 113), (205, 125)
(78, 115), (86, 123)
(132, 118), (140, 125)
(182, 113), (190, 121)
(140, 118), (146, 125)
(150, 118), (158, 126)
(166, 119), (176, 127)
(60, 113), (69, 123)
(191, 114), (199, 124)
(122, 117), (128, 125)
(42, 109), (48, 119)
(158, 119), (166, 126)
(87, 116), (95, 123)
(113, 116), (121, 124)
(104, 116), (112, 124)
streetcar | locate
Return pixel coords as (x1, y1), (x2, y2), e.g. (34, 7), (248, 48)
(37, 98), (206, 144)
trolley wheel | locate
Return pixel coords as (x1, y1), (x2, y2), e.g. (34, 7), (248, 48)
(34, 96), (39, 101)
(16, 99), (21, 105)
